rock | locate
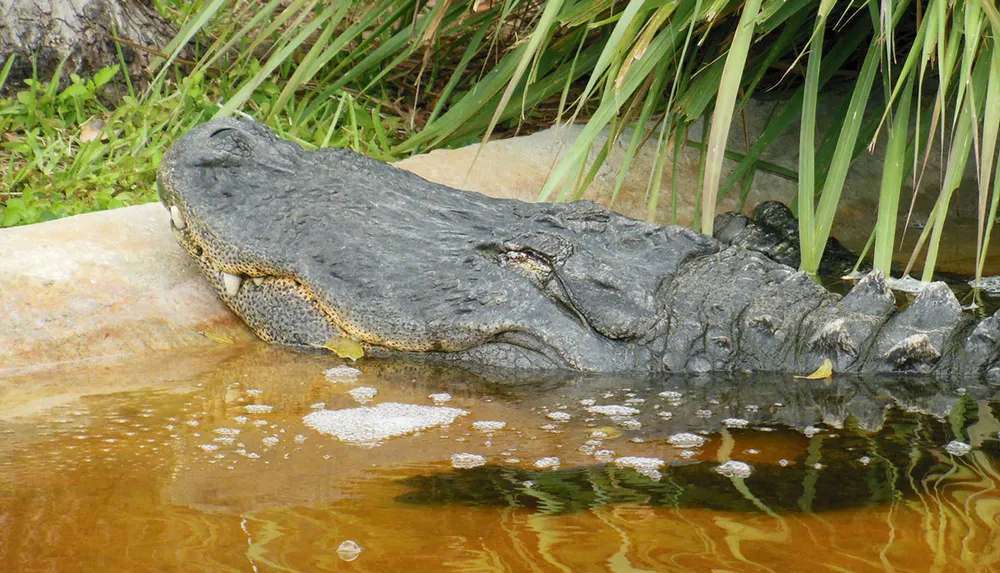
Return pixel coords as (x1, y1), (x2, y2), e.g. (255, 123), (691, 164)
(0, 203), (253, 373)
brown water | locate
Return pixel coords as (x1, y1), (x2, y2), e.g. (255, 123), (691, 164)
(3, 345), (1000, 572)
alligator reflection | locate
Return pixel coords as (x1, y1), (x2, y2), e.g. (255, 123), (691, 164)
(396, 370), (1000, 515)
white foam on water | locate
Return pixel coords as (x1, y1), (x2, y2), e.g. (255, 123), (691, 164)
(348, 386), (378, 404)
(450, 453), (487, 469)
(429, 393), (452, 405)
(970, 276), (1000, 293)
(614, 456), (665, 478)
(722, 418), (748, 428)
(534, 457), (560, 469)
(668, 432), (706, 448)
(945, 440), (972, 456)
(586, 405), (640, 416)
(715, 460), (752, 478)
(244, 405), (273, 414)
(547, 411), (572, 422)
(303, 403), (468, 445)
(593, 450), (615, 462)
(337, 540), (362, 562)
(472, 420), (506, 432)
(324, 365), (363, 383)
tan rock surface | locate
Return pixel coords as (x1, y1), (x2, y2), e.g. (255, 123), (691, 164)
(0, 203), (254, 374)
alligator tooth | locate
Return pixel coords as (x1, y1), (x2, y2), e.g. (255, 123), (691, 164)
(252, 277), (265, 287)
(169, 205), (187, 230)
(222, 272), (243, 297)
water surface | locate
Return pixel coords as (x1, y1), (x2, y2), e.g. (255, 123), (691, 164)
(3, 345), (1000, 572)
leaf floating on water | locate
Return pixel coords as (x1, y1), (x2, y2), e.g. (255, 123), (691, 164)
(319, 336), (365, 361)
(794, 358), (833, 380)
(201, 331), (234, 344)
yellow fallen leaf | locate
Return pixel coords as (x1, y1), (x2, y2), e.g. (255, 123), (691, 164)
(201, 331), (234, 344)
(794, 358), (833, 380)
(317, 336), (365, 361)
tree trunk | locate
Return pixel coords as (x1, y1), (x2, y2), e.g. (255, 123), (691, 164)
(0, 0), (180, 93)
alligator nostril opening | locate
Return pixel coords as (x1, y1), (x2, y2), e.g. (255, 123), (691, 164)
(194, 245), (204, 257)
(209, 127), (236, 139)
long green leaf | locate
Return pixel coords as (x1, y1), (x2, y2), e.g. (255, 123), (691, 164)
(700, 0), (763, 235)
(874, 75), (915, 274)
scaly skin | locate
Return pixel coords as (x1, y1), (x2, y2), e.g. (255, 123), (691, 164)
(157, 118), (1000, 377)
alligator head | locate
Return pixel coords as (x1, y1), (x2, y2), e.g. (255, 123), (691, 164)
(158, 118), (1000, 377)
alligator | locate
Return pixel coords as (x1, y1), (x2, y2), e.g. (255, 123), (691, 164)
(156, 118), (1000, 377)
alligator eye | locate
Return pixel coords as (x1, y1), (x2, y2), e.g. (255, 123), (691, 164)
(504, 250), (552, 276)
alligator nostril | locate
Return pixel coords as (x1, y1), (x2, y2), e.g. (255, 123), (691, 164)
(209, 127), (236, 139)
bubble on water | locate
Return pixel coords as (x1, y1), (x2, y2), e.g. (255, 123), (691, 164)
(614, 456), (665, 479)
(244, 405), (273, 414)
(695, 409), (713, 419)
(252, 420), (268, 427)
(472, 420), (506, 432)
(578, 444), (595, 455)
(658, 391), (682, 400)
(624, 398), (646, 406)
(294, 434), (306, 444)
(310, 403), (326, 410)
(803, 426), (821, 437)
(213, 436), (235, 446)
(429, 393), (452, 405)
(722, 418), (748, 428)
(657, 411), (673, 420)
(945, 441), (972, 456)
(715, 460), (752, 478)
(199, 444), (219, 452)
(745, 405), (759, 413)
(547, 411), (572, 422)
(540, 424), (559, 431)
(778, 459), (789, 467)
(668, 432), (706, 448)
(215, 428), (241, 436)
(233, 416), (249, 424)
(246, 389), (263, 397)
(586, 405), (640, 417)
(744, 448), (759, 455)
(450, 453), (487, 469)
(304, 403), (468, 445)
(677, 450), (697, 459)
(337, 540), (362, 562)
(858, 456), (871, 465)
(579, 398), (597, 406)
(593, 450), (615, 462)
(534, 457), (560, 469)
(348, 386), (378, 404)
(262, 436), (279, 448)
(616, 418), (642, 430)
(813, 463), (824, 470)
(324, 366), (363, 383)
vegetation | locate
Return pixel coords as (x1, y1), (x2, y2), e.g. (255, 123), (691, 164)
(1, 0), (999, 285)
